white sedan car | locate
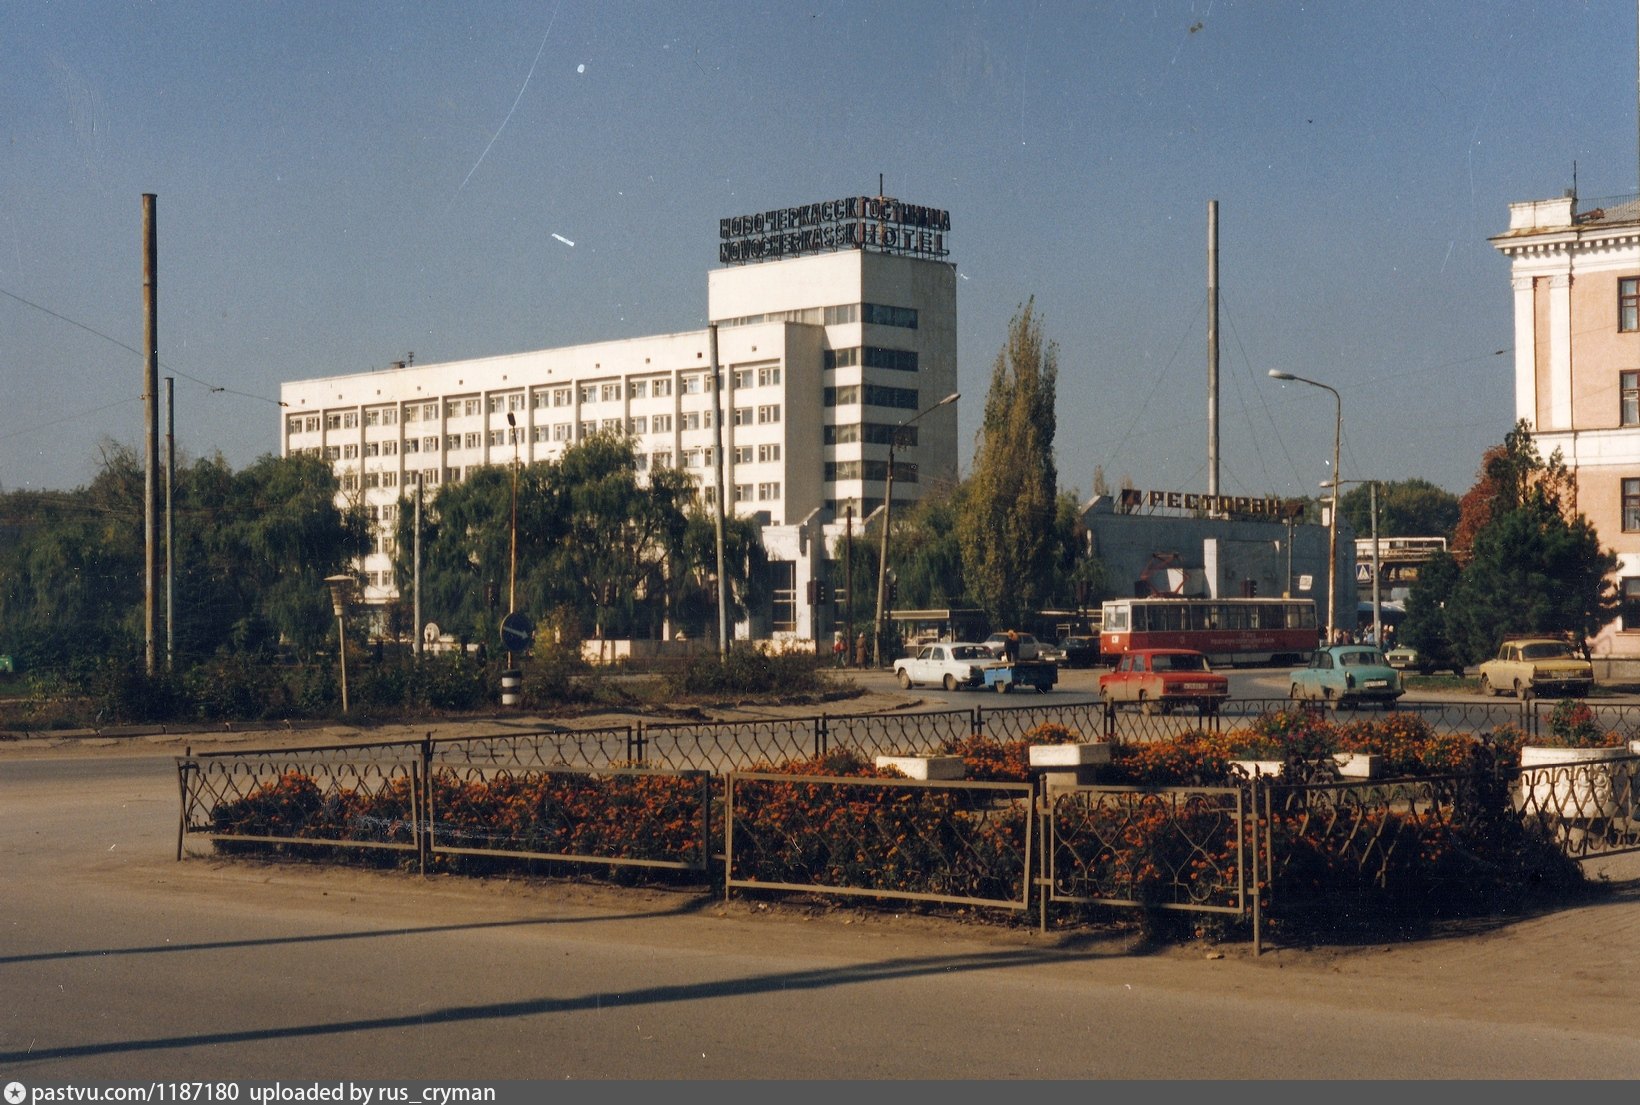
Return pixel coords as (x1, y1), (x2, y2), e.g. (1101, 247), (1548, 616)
(894, 642), (995, 691)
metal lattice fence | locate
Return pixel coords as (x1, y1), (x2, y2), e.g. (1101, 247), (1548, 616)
(724, 772), (1034, 910)
(1516, 750), (1640, 857)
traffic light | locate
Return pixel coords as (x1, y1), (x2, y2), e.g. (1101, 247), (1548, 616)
(806, 579), (819, 605)
(887, 579), (898, 605)
(816, 580), (829, 605)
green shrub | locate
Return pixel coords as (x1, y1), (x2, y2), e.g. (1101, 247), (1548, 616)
(665, 646), (827, 697)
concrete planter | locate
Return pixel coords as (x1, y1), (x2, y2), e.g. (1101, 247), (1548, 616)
(1519, 745), (1630, 820)
(1028, 742), (1112, 768)
(1230, 759), (1284, 779)
(873, 754), (965, 781)
(1333, 752), (1382, 779)
(1029, 742), (1112, 789)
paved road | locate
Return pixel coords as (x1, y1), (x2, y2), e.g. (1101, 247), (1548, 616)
(4, 740), (1640, 1079)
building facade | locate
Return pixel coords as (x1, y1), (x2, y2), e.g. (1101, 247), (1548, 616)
(1492, 193), (1640, 664)
(280, 200), (959, 634)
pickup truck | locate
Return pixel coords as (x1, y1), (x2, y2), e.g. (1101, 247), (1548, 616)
(981, 659), (1058, 694)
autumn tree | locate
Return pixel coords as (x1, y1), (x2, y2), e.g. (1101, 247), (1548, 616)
(1339, 478), (1461, 541)
(957, 299), (1058, 627)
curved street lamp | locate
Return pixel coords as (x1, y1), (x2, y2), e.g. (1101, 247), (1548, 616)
(872, 391), (959, 667)
(1268, 369), (1342, 645)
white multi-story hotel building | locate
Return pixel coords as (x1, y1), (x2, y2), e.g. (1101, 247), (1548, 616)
(279, 197), (959, 635)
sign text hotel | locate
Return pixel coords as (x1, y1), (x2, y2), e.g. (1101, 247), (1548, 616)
(720, 196), (951, 264)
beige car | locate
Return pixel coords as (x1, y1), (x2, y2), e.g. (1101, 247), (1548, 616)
(1477, 638), (1593, 700)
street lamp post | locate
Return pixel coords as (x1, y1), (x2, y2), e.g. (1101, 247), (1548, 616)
(1268, 370), (1342, 645)
(323, 574), (355, 714)
(1324, 478), (1382, 648)
(873, 391), (959, 668)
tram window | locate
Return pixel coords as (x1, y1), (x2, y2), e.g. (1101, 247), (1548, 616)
(1106, 608), (1128, 632)
(1188, 605), (1207, 630)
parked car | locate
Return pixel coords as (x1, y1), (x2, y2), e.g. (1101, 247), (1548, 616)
(1384, 644), (1464, 677)
(1477, 637), (1594, 700)
(982, 632), (1042, 661)
(1098, 648), (1229, 715)
(1037, 640), (1066, 664)
(1058, 635), (1101, 669)
(1287, 645), (1403, 709)
(893, 642), (995, 691)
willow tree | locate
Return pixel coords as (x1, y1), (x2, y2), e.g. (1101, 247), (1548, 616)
(958, 299), (1058, 627)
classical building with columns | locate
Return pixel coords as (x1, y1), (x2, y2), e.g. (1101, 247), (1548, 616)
(1492, 192), (1640, 666)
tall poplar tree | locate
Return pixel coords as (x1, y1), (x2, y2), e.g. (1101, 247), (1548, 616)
(958, 299), (1058, 627)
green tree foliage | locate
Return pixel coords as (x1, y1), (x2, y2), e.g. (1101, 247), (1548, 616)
(958, 299), (1059, 627)
(396, 433), (750, 645)
(1340, 478), (1461, 541)
(1404, 425), (1617, 664)
(0, 445), (366, 669)
(891, 483), (968, 609)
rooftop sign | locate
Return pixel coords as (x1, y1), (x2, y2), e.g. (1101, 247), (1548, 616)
(719, 196), (950, 265)
(1119, 488), (1305, 519)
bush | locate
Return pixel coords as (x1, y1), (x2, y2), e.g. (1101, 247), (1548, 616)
(1538, 699), (1624, 749)
(665, 646), (828, 698)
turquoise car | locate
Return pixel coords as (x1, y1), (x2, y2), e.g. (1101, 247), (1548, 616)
(1287, 645), (1403, 709)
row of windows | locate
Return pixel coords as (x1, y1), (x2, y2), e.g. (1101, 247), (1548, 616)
(824, 384), (920, 410)
(716, 301), (918, 330)
(824, 422), (917, 446)
(823, 460), (919, 483)
(823, 346), (919, 373)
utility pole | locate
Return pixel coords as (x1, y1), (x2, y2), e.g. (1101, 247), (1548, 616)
(412, 480), (423, 658)
(1207, 199), (1220, 503)
(844, 505), (854, 665)
(165, 376), (175, 672)
(142, 194), (160, 675)
(709, 323), (729, 655)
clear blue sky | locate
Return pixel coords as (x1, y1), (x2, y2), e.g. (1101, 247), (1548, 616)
(4, 1), (1635, 499)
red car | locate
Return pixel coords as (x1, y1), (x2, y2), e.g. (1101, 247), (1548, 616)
(1098, 648), (1230, 716)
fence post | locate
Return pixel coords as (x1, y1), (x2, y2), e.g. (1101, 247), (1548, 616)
(629, 723), (646, 767)
(175, 748), (193, 861)
(815, 713), (828, 760)
(419, 733), (434, 875)
(974, 706), (985, 740)
(1249, 776), (1262, 957)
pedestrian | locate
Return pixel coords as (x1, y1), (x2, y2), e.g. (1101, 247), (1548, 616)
(832, 632), (846, 667)
(1004, 629), (1020, 664)
(855, 631), (867, 668)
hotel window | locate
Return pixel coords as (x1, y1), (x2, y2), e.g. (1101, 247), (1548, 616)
(381, 504), (396, 522)
(652, 450), (672, 468)
(342, 444), (359, 459)
(324, 445), (341, 460)
(305, 416), (320, 432)
(733, 445), (754, 464)
(824, 424), (860, 444)
(735, 483), (752, 503)
(381, 472), (397, 488)
(683, 448), (703, 468)
(288, 417), (304, 434)
(1626, 478), (1640, 531)
(757, 404), (781, 424)
(404, 439), (420, 454)
(824, 348), (860, 371)
(381, 440), (397, 456)
(532, 425), (549, 443)
(652, 413), (673, 432)
(823, 304), (859, 325)
(364, 409), (380, 427)
(758, 366), (782, 387)
(601, 418), (622, 433)
(580, 421), (596, 438)
(863, 347), (919, 372)
(363, 442), (379, 457)
(757, 443), (781, 463)
(733, 369), (754, 389)
(464, 399), (480, 417)
(634, 453), (648, 471)
(445, 401), (462, 419)
(403, 406), (420, 423)
(681, 375), (704, 395)
(342, 411), (359, 428)
(363, 472), (380, 489)
(509, 392), (525, 411)
(381, 408), (397, 425)
(862, 303), (919, 329)
(532, 390), (551, 409)
(824, 385), (860, 407)
(652, 378), (673, 397)
(769, 561), (796, 632)
(863, 384), (918, 410)
(681, 412), (700, 431)
(553, 387), (573, 407)
(758, 481), (781, 501)
(629, 380), (649, 399)
(629, 416), (648, 435)
(445, 435), (461, 451)
(341, 474), (358, 491)
(579, 384), (597, 403)
(325, 413), (342, 430)
(1624, 371), (1640, 426)
(488, 395), (505, 413)
(1625, 578), (1640, 630)
(601, 383), (621, 402)
(463, 432), (481, 449)
(424, 436), (440, 453)
(733, 406), (753, 426)
(1623, 278), (1640, 333)
(553, 423), (572, 442)
(488, 430), (507, 447)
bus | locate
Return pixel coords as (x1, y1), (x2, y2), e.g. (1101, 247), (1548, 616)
(1098, 597), (1319, 667)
